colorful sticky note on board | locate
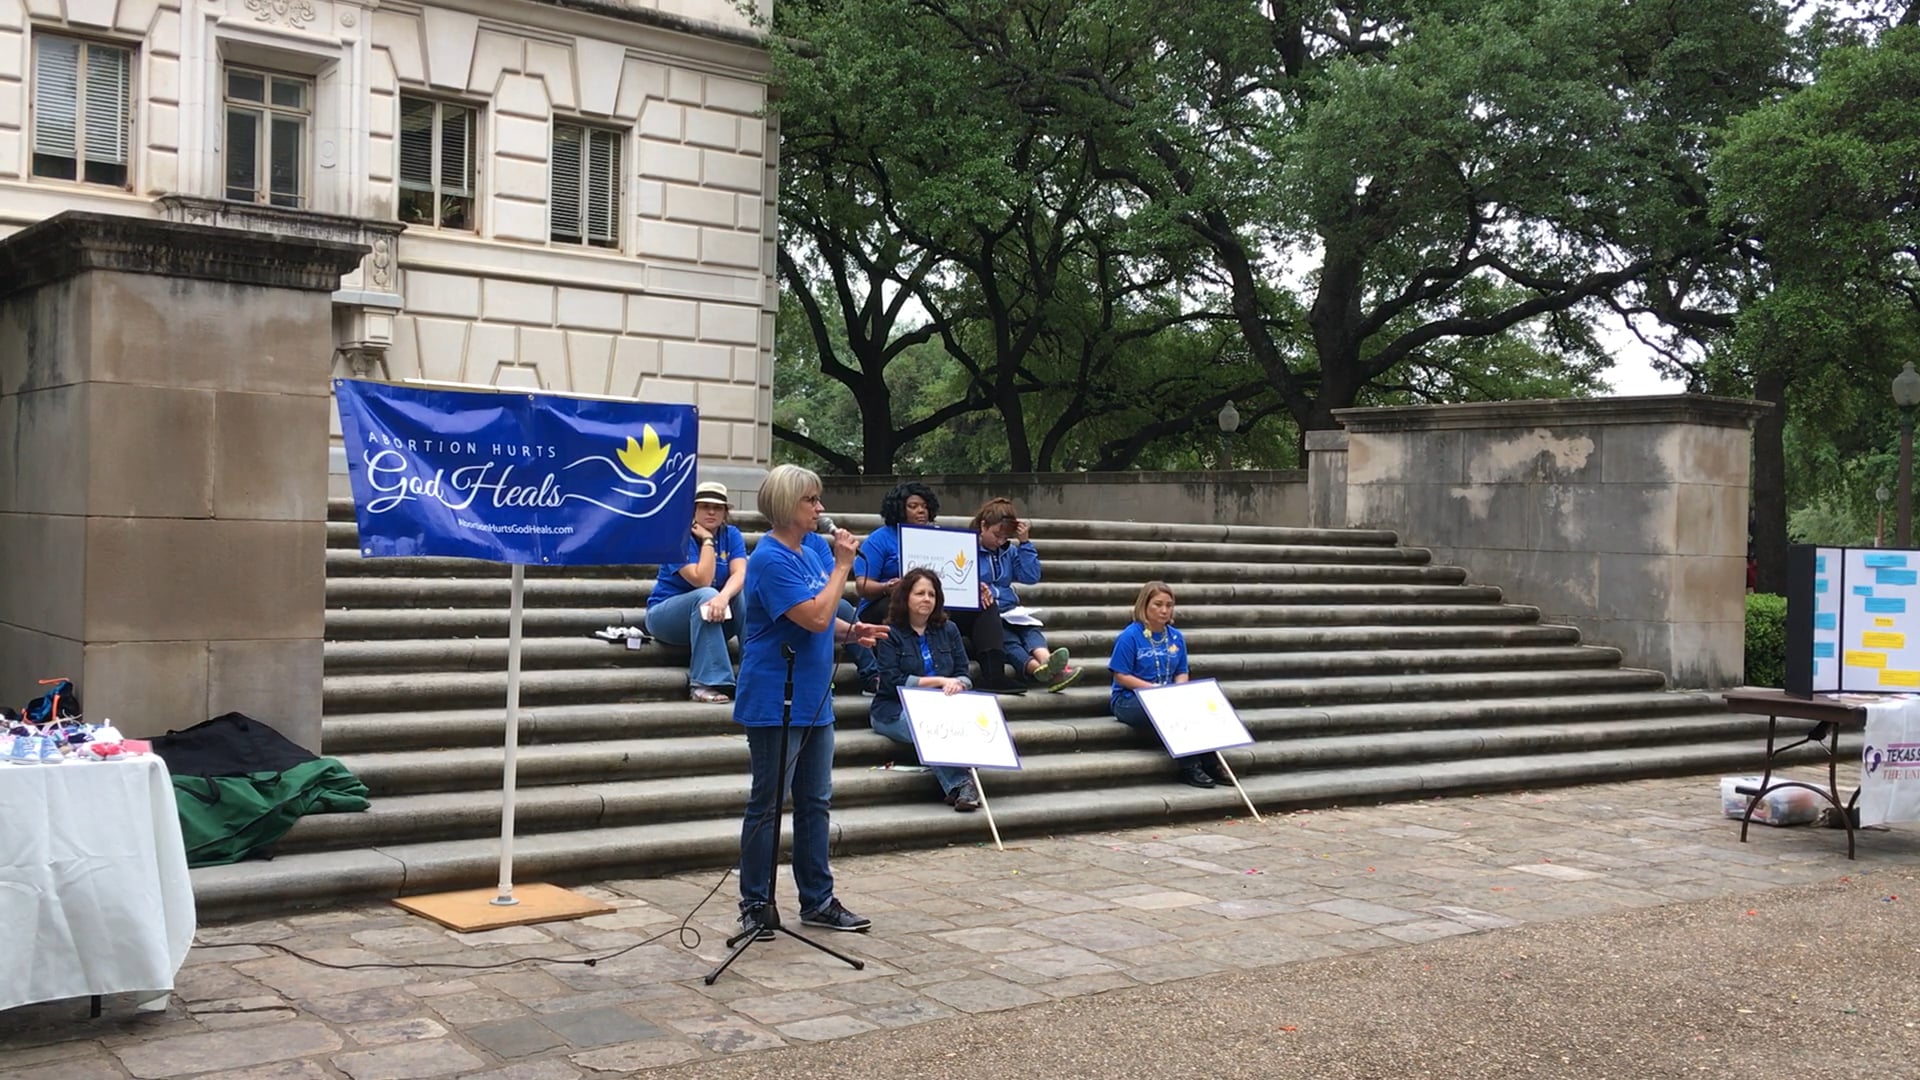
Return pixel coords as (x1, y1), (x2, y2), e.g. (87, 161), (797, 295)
(1863, 631), (1907, 649)
(1845, 650), (1889, 668)
(1876, 617), (1897, 628)
(1857, 586), (1877, 596)
(1815, 613), (1839, 630)
(1877, 569), (1920, 586)
(1817, 556), (1829, 573)
(1865, 553), (1911, 568)
(1881, 670), (1920, 688)
(1866, 597), (1908, 614)
(1813, 642), (1837, 658)
(1815, 580), (1829, 593)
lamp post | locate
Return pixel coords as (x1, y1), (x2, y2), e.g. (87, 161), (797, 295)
(1895, 363), (1920, 546)
(1878, 485), (1891, 548)
(1217, 400), (1241, 471)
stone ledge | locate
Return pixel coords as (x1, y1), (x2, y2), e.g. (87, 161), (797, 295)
(0, 210), (368, 299)
(1334, 395), (1772, 433)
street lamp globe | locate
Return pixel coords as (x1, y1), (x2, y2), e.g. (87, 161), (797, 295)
(1895, 363), (1920, 409)
(1217, 400), (1241, 434)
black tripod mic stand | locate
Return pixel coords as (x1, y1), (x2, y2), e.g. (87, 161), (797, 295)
(705, 642), (867, 984)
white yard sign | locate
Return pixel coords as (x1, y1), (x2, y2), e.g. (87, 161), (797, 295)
(900, 688), (1020, 770)
(1136, 679), (1254, 758)
(899, 525), (981, 610)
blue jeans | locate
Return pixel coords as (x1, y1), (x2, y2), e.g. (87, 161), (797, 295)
(648, 588), (737, 690)
(1112, 693), (1201, 761)
(868, 699), (971, 796)
(837, 599), (878, 683)
(739, 721), (836, 916)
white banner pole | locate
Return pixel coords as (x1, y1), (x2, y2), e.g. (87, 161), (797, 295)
(491, 564), (527, 906)
(970, 767), (1005, 851)
(1213, 752), (1262, 822)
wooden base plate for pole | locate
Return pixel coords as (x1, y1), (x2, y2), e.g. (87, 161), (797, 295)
(392, 884), (615, 932)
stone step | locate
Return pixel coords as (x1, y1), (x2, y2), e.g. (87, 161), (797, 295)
(325, 499), (1402, 548)
(323, 536), (1440, 571)
(317, 707), (1758, 804)
(321, 624), (1587, 674)
(320, 647), (1634, 714)
(325, 576), (1509, 609)
(319, 689), (1723, 754)
(324, 602), (1545, 640)
(192, 734), (1847, 919)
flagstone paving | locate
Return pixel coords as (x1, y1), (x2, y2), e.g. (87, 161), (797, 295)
(5, 769), (1916, 1079)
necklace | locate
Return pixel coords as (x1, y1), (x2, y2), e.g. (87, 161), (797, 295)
(1142, 625), (1174, 685)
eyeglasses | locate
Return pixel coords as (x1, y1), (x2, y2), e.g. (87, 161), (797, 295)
(802, 494), (824, 505)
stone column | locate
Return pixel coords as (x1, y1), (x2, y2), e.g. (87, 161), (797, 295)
(0, 212), (366, 751)
(1304, 430), (1349, 530)
(1333, 396), (1769, 689)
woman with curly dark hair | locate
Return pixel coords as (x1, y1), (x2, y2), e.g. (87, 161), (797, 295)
(868, 567), (980, 811)
(852, 481), (941, 626)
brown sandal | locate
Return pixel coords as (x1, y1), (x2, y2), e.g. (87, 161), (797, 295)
(690, 686), (731, 704)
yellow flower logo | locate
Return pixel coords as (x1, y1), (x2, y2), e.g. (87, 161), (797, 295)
(617, 426), (670, 477)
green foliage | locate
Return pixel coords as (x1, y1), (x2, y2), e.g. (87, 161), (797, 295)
(1745, 593), (1787, 689)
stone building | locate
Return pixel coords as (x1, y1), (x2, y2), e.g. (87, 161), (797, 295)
(0, 0), (776, 490)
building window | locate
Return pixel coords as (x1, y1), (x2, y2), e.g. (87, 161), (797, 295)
(225, 67), (310, 208)
(550, 122), (620, 249)
(398, 97), (476, 231)
(31, 36), (132, 187)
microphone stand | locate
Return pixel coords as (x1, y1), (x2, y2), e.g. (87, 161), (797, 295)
(705, 641), (867, 984)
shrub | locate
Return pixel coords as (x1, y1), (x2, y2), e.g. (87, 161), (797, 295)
(1745, 593), (1787, 688)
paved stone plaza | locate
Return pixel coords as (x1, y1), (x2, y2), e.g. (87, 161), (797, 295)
(5, 769), (1915, 1080)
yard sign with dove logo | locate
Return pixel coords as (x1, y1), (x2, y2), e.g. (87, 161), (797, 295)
(334, 379), (697, 566)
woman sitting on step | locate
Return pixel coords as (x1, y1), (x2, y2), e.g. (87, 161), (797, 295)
(953, 498), (1079, 692)
(646, 481), (746, 704)
(868, 568), (980, 812)
(1109, 581), (1223, 789)
(852, 480), (941, 626)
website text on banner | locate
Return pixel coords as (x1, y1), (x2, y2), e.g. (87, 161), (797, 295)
(333, 379), (698, 565)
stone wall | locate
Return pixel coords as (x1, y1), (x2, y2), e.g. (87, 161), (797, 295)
(816, 471), (1309, 528)
(0, 212), (361, 749)
(1327, 396), (1766, 688)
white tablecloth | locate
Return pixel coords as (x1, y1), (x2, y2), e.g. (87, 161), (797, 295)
(0, 755), (197, 1012)
(1861, 697), (1920, 827)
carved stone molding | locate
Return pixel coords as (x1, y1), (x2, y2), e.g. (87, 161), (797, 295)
(156, 196), (405, 302)
(245, 0), (319, 28)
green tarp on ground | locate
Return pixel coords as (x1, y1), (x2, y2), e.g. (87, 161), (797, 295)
(173, 758), (370, 868)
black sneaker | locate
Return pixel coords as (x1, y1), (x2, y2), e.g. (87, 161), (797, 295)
(1178, 760), (1216, 789)
(737, 911), (774, 942)
(799, 899), (871, 932)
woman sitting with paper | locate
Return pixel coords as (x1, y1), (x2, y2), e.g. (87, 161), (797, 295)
(957, 497), (1080, 692)
(646, 481), (746, 703)
(868, 568), (980, 811)
(852, 480), (941, 626)
(1109, 581), (1222, 789)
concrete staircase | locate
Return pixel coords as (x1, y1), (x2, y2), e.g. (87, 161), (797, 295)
(191, 501), (1791, 917)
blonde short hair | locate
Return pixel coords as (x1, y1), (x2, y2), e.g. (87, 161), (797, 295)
(1132, 580), (1175, 625)
(758, 463), (822, 529)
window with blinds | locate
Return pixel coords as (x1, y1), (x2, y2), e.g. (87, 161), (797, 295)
(31, 36), (132, 187)
(224, 66), (310, 208)
(550, 122), (620, 249)
(398, 97), (477, 231)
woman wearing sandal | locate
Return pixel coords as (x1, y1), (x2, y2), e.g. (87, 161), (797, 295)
(1109, 581), (1221, 788)
(646, 481), (745, 704)
(868, 568), (981, 811)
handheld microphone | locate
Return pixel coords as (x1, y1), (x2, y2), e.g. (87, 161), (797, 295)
(816, 513), (837, 535)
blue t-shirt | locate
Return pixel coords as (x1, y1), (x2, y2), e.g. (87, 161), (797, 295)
(852, 524), (902, 619)
(648, 524), (746, 608)
(1108, 622), (1189, 711)
(737, 532), (838, 727)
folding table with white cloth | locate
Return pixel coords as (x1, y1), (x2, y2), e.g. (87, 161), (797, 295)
(0, 755), (197, 1013)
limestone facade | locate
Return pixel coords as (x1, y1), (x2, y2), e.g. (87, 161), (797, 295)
(0, 0), (776, 489)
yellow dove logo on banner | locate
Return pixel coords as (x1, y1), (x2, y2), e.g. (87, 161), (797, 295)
(617, 426), (670, 477)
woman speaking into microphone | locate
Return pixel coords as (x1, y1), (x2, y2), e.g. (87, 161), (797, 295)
(734, 464), (885, 938)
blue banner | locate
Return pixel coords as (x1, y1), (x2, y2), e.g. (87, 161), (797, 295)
(334, 379), (698, 566)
